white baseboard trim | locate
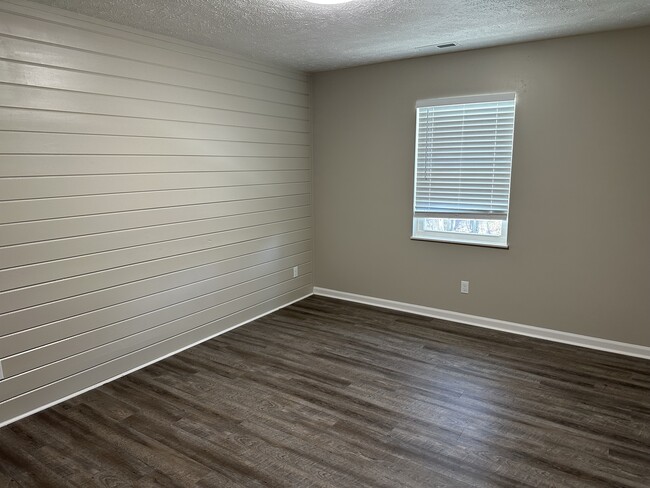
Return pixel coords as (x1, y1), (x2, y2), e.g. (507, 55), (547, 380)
(313, 287), (650, 360)
(0, 292), (313, 429)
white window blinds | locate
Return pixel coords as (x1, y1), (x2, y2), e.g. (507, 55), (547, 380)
(414, 93), (516, 221)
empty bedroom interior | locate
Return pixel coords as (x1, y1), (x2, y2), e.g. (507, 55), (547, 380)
(0, 0), (649, 486)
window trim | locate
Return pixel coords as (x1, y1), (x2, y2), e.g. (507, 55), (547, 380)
(411, 92), (516, 248)
(410, 219), (510, 249)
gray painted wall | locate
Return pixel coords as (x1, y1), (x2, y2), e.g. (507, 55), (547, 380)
(313, 27), (650, 347)
(0, 0), (312, 425)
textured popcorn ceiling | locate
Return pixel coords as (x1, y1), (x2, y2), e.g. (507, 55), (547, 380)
(30, 0), (650, 72)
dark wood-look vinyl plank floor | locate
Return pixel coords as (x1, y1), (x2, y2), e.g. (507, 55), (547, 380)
(1, 295), (649, 487)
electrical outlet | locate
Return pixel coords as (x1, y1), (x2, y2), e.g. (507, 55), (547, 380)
(460, 280), (469, 294)
(293, 266), (299, 278)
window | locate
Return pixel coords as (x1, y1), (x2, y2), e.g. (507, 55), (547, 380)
(412, 93), (516, 248)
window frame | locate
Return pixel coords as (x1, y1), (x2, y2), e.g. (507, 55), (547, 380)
(411, 93), (516, 249)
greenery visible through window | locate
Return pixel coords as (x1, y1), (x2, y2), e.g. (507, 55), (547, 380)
(412, 93), (516, 248)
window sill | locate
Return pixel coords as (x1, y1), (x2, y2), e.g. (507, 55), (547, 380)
(410, 236), (509, 249)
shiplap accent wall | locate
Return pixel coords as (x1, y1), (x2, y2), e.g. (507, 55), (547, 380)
(0, 0), (312, 425)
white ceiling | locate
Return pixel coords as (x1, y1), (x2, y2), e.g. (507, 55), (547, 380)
(30, 0), (650, 72)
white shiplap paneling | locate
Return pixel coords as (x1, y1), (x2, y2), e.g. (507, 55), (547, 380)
(0, 0), (312, 426)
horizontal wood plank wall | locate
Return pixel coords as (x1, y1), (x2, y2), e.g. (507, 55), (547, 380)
(0, 0), (313, 425)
